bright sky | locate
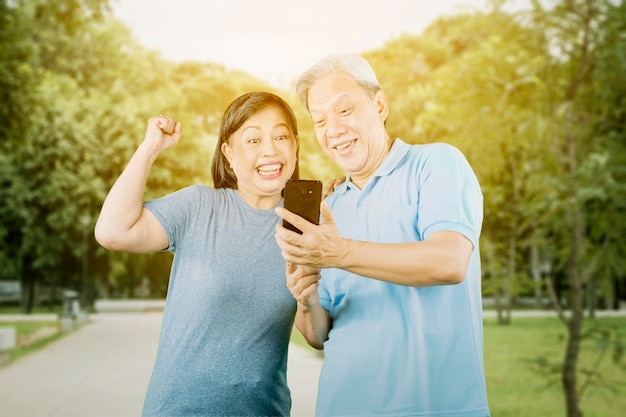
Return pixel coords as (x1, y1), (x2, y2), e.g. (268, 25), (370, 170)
(111, 0), (507, 88)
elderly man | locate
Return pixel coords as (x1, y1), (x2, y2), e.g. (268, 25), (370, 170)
(275, 53), (490, 417)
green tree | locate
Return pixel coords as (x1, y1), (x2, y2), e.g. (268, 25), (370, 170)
(0, 0), (110, 311)
(526, 0), (626, 415)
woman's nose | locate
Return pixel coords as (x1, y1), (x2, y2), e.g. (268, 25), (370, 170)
(261, 137), (278, 155)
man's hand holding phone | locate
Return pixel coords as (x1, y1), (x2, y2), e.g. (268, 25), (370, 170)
(275, 197), (346, 270)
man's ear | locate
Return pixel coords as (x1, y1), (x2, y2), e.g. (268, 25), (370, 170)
(375, 90), (389, 122)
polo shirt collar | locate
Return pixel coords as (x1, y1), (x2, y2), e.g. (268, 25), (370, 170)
(334, 138), (409, 194)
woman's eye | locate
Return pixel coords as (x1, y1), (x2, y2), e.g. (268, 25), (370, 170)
(247, 138), (260, 144)
(276, 135), (287, 141)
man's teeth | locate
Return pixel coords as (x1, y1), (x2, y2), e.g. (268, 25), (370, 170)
(336, 141), (351, 150)
(257, 164), (281, 174)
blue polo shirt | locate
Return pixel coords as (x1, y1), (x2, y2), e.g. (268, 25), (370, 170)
(317, 139), (490, 417)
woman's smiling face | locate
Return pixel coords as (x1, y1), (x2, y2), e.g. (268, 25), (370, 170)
(221, 105), (298, 208)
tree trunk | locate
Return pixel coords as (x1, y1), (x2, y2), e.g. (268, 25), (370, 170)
(586, 277), (596, 319)
(499, 156), (519, 326)
(530, 236), (544, 309)
(20, 272), (35, 314)
(560, 190), (585, 417)
(484, 240), (508, 325)
(502, 232), (515, 325)
(562, 121), (584, 417)
(563, 312), (583, 417)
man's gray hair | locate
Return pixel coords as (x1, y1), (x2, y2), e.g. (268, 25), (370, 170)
(296, 53), (382, 110)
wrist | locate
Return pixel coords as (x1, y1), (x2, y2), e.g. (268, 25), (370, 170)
(333, 237), (352, 269)
(137, 140), (161, 163)
(298, 299), (321, 313)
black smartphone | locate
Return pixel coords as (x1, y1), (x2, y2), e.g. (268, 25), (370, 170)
(283, 179), (322, 234)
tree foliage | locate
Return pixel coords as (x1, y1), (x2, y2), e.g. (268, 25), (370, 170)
(1, 0), (624, 319)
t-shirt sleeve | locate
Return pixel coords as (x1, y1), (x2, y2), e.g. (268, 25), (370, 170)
(143, 186), (202, 252)
(417, 144), (483, 248)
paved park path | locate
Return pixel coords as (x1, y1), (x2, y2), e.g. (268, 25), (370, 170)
(0, 313), (322, 417)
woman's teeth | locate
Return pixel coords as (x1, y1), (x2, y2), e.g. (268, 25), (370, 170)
(257, 164), (281, 175)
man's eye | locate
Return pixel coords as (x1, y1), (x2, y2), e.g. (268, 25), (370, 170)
(314, 119), (326, 126)
(275, 135), (288, 141)
(339, 108), (351, 115)
(247, 138), (260, 144)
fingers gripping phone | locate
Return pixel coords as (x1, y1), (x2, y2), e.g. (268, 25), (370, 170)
(283, 179), (322, 234)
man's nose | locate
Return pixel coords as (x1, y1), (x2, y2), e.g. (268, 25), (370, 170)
(326, 115), (347, 138)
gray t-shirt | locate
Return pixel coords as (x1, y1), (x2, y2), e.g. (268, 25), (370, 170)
(141, 186), (296, 417)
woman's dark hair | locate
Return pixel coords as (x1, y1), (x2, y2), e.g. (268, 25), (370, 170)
(211, 91), (300, 189)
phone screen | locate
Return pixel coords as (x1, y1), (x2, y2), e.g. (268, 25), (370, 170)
(283, 179), (322, 234)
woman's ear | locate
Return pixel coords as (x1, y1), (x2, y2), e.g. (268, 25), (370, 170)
(221, 142), (233, 167)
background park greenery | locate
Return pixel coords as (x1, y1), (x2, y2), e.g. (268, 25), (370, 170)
(1, 0), (625, 416)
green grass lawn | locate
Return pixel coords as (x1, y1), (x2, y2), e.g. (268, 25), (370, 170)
(0, 305), (63, 362)
(484, 316), (626, 417)
(0, 305), (62, 315)
(0, 320), (61, 362)
(291, 316), (626, 417)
